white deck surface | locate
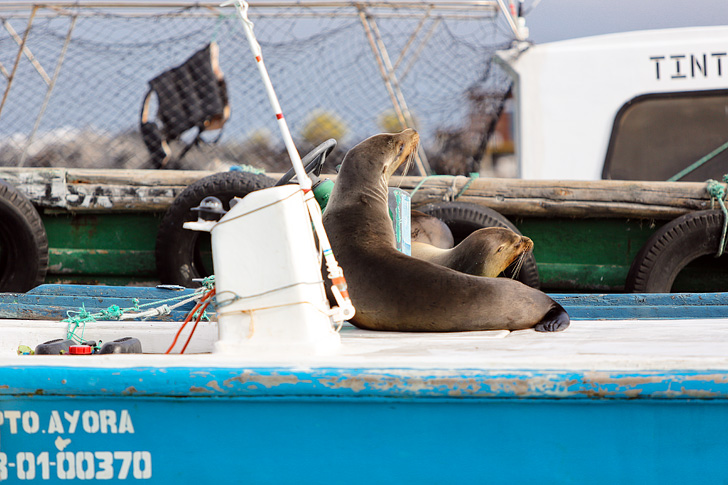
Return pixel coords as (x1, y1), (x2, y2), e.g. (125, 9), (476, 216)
(4, 318), (728, 371)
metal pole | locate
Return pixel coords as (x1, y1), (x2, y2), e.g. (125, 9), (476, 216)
(0, 61), (10, 80)
(360, 8), (430, 174)
(3, 19), (52, 85)
(392, 6), (431, 71)
(0, 2), (502, 12)
(224, 0), (354, 322)
(19, 15), (77, 167)
(495, 0), (522, 41)
(0, 6), (38, 121)
(227, 0), (309, 189)
(399, 18), (439, 82)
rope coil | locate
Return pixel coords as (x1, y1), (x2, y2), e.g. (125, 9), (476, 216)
(705, 176), (728, 257)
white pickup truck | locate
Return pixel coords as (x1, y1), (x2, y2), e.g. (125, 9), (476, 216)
(496, 26), (728, 181)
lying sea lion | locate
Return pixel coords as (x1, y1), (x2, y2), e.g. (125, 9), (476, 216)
(322, 129), (569, 332)
(411, 227), (533, 278)
(410, 209), (454, 248)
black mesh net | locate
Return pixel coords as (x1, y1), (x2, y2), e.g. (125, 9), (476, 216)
(0, 3), (517, 174)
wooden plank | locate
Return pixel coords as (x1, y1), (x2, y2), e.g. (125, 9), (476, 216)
(0, 284), (206, 321)
(552, 292), (728, 320)
(27, 284), (196, 298)
(2, 285), (727, 321)
(0, 167), (721, 218)
(553, 292), (728, 306)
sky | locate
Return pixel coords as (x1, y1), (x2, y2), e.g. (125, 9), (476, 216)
(524, 0), (728, 43)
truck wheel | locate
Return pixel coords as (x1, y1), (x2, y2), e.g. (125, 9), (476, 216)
(626, 210), (726, 292)
(417, 201), (541, 288)
(0, 180), (48, 292)
(155, 171), (276, 287)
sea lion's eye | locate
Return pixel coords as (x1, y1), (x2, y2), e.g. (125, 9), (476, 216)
(497, 245), (505, 252)
(397, 143), (404, 155)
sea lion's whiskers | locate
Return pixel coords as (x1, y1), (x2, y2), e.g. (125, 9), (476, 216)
(362, 179), (388, 205)
(396, 147), (416, 189)
(509, 252), (526, 279)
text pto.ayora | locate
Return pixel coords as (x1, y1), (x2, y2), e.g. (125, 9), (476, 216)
(0, 409), (135, 435)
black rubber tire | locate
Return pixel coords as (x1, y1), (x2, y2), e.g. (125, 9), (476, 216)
(625, 210), (726, 293)
(417, 201), (541, 288)
(155, 171), (276, 287)
(0, 180), (48, 292)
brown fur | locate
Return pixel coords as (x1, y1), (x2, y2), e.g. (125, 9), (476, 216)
(323, 129), (569, 332)
(412, 227), (532, 277)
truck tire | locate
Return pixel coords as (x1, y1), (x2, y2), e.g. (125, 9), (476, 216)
(626, 210), (726, 292)
(0, 180), (48, 292)
(155, 171), (276, 287)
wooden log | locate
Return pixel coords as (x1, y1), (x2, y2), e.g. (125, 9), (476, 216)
(0, 167), (721, 218)
(388, 175), (717, 219)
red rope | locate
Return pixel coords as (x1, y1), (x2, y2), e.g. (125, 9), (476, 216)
(165, 288), (215, 354)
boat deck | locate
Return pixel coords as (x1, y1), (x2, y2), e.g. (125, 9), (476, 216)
(4, 316), (728, 370)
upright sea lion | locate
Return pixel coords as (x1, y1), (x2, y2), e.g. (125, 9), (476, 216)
(411, 227), (533, 278)
(322, 129), (569, 332)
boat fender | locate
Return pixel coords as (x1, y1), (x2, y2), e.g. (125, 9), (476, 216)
(416, 201), (541, 288)
(626, 209), (725, 292)
(0, 180), (48, 292)
(99, 337), (142, 354)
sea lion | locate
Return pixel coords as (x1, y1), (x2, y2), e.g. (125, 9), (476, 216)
(411, 227), (533, 278)
(322, 129), (569, 332)
(410, 210), (454, 248)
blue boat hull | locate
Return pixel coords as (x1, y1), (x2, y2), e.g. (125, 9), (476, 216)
(2, 366), (728, 484)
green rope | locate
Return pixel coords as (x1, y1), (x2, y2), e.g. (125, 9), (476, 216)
(210, 14), (229, 43)
(706, 177), (728, 257)
(63, 283), (215, 344)
(201, 275), (216, 289)
(409, 174), (479, 201)
(668, 140), (728, 181)
(454, 173), (479, 199)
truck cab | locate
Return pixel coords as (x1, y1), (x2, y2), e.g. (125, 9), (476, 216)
(495, 26), (728, 181)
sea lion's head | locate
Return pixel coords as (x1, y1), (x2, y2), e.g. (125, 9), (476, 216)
(453, 227), (534, 278)
(487, 227), (534, 278)
(339, 129), (420, 187)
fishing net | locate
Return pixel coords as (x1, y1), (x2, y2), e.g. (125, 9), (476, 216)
(0, 2), (518, 175)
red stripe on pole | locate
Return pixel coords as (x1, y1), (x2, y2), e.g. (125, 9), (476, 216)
(276, 113), (283, 120)
(255, 55), (261, 62)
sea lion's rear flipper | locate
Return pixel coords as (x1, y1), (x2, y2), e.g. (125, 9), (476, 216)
(534, 303), (570, 332)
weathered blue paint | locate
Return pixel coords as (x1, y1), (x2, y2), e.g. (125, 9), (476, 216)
(1, 366), (727, 400)
(2, 285), (728, 321)
(0, 285), (201, 321)
(553, 292), (728, 320)
(1, 376), (728, 483)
